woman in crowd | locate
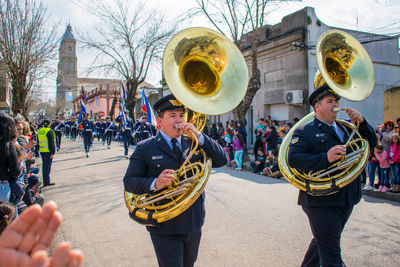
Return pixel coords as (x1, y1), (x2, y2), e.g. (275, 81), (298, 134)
(210, 122), (218, 140)
(217, 122), (224, 145)
(380, 120), (395, 151)
(265, 125), (279, 155)
(0, 114), (22, 202)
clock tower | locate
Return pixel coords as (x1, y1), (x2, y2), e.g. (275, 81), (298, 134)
(56, 24), (78, 112)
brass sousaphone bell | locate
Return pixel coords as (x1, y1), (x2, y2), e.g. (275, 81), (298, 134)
(124, 27), (248, 224)
(278, 30), (375, 196)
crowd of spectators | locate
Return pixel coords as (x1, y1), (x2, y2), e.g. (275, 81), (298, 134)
(204, 116), (294, 179)
(0, 111), (45, 231)
(364, 118), (400, 193)
(206, 115), (400, 190)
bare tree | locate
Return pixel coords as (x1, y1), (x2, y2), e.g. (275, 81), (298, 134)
(0, 0), (59, 116)
(80, 0), (176, 120)
(108, 90), (119, 119)
(191, 0), (294, 121)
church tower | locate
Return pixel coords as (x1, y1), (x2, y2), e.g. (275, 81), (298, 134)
(56, 24), (78, 112)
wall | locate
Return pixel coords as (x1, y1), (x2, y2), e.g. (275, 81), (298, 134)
(383, 87), (400, 122)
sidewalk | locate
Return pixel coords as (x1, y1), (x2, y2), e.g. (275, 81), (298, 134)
(243, 149), (400, 203)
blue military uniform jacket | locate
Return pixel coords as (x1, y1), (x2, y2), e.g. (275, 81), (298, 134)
(123, 132), (227, 234)
(82, 119), (94, 134)
(103, 121), (116, 134)
(51, 121), (64, 132)
(133, 121), (153, 140)
(288, 118), (377, 207)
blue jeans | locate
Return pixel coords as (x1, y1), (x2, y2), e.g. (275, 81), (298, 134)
(0, 181), (11, 202)
(368, 161), (379, 187)
(234, 150), (243, 168)
(390, 162), (400, 185)
(380, 168), (390, 187)
(29, 167), (39, 175)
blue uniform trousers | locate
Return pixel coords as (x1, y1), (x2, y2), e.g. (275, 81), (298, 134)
(40, 152), (53, 185)
(301, 206), (353, 267)
(150, 231), (202, 267)
(83, 132), (92, 153)
(122, 130), (132, 156)
(105, 132), (112, 146)
(55, 131), (62, 150)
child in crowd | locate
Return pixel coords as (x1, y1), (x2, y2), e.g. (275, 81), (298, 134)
(250, 147), (266, 174)
(374, 145), (390, 192)
(364, 150), (379, 190)
(0, 201), (16, 235)
(389, 133), (400, 192)
(23, 174), (44, 206)
(263, 149), (281, 178)
(223, 127), (233, 167)
(232, 128), (245, 170)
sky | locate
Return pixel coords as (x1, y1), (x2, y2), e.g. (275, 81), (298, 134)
(41, 0), (400, 101)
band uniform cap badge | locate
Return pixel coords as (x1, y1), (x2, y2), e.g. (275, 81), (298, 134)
(291, 137), (299, 144)
(169, 99), (183, 107)
(152, 155), (163, 160)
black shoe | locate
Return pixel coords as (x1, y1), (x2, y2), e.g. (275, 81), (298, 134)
(47, 183), (55, 186)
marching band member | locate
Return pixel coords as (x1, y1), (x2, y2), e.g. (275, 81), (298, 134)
(116, 110), (134, 158)
(103, 116), (116, 149)
(82, 114), (94, 158)
(70, 118), (78, 141)
(123, 94), (227, 267)
(51, 116), (64, 152)
(288, 84), (377, 267)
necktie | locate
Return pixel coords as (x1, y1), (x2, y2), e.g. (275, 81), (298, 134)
(171, 138), (182, 162)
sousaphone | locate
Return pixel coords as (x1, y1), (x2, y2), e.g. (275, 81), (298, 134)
(278, 30), (375, 196)
(124, 27), (248, 225)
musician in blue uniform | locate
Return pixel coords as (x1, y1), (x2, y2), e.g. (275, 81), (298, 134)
(64, 118), (71, 138)
(82, 114), (94, 157)
(100, 118), (106, 145)
(95, 118), (103, 142)
(103, 116), (116, 149)
(70, 118), (78, 141)
(133, 116), (153, 142)
(51, 116), (64, 152)
(123, 94), (227, 267)
(116, 111), (134, 158)
(288, 84), (377, 267)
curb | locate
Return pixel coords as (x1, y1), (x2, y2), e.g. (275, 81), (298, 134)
(362, 189), (400, 203)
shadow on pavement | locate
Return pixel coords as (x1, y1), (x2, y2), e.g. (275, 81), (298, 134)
(214, 167), (287, 185)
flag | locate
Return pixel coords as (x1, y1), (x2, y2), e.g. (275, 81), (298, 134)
(120, 83), (128, 131)
(81, 86), (85, 101)
(141, 90), (157, 128)
(77, 87), (86, 124)
(66, 91), (73, 102)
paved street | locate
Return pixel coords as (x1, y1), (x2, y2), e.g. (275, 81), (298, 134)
(41, 138), (400, 267)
